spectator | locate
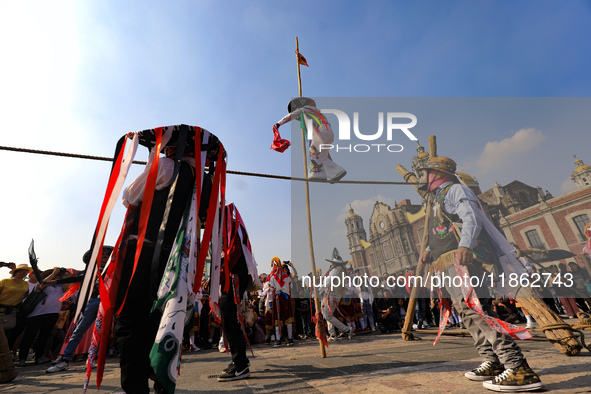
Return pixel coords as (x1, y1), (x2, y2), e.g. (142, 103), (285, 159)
(568, 262), (591, 312)
(0, 263), (32, 350)
(47, 246), (113, 373)
(17, 267), (69, 367)
(375, 291), (400, 333)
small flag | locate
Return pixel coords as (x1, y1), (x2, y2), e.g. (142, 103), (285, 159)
(296, 51), (309, 67)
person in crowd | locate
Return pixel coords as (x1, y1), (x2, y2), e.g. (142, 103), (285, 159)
(17, 267), (69, 367)
(568, 261), (591, 311)
(375, 291), (400, 333)
(319, 250), (354, 341)
(356, 268), (375, 333)
(405, 265), (431, 329)
(46, 246), (114, 373)
(553, 264), (579, 318)
(0, 263), (32, 350)
(492, 298), (521, 324)
(268, 260), (294, 347)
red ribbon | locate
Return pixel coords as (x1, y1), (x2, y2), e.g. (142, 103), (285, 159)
(193, 145), (226, 294)
(116, 127), (163, 316)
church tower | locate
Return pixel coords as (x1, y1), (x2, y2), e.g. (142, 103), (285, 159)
(411, 141), (430, 178)
(571, 155), (591, 188)
(345, 205), (369, 269)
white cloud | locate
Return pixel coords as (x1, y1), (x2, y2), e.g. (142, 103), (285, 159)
(474, 128), (546, 175)
(560, 177), (577, 194)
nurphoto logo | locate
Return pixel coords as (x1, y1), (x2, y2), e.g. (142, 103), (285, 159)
(314, 109), (418, 153)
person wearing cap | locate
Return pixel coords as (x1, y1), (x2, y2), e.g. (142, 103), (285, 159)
(47, 246), (113, 373)
(319, 252), (354, 341)
(417, 156), (543, 392)
(273, 97), (346, 183)
(0, 263), (32, 348)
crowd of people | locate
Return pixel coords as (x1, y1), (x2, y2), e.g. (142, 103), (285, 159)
(2, 255), (590, 365)
(1, 247), (590, 392)
(184, 258), (591, 353)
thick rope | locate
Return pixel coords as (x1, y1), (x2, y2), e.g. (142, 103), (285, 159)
(0, 145), (417, 185)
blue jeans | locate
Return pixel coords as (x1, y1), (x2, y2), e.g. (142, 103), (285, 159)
(63, 297), (100, 361)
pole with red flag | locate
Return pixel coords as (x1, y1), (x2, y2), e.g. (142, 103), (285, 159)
(295, 36), (327, 358)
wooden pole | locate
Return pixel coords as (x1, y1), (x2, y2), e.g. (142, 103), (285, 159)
(296, 36), (326, 357)
(398, 136), (437, 340)
(428, 135), (437, 160)
(396, 164), (431, 340)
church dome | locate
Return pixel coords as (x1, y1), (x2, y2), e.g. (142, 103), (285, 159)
(574, 164), (591, 173)
(456, 171), (476, 183)
(573, 156), (591, 173)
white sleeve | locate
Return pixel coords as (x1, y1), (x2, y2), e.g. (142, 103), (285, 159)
(444, 184), (482, 250)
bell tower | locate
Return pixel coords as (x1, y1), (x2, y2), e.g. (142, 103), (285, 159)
(571, 155), (591, 188)
(345, 205), (369, 269)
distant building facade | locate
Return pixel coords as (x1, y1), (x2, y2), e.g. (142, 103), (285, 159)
(345, 147), (591, 276)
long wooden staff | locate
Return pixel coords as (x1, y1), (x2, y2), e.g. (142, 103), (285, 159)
(397, 136), (436, 340)
(296, 37), (326, 357)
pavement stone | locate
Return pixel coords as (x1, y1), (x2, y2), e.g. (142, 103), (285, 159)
(1, 328), (590, 393)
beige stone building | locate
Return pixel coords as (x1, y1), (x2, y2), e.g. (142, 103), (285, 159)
(345, 149), (591, 276)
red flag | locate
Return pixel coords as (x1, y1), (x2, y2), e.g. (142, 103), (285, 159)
(270, 125), (291, 153)
(296, 51), (309, 67)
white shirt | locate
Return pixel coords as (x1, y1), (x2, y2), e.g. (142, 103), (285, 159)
(27, 284), (64, 318)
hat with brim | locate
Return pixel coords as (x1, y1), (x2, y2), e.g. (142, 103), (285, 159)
(417, 156), (457, 176)
(9, 264), (33, 275)
(83, 246), (115, 265)
(325, 256), (348, 266)
(288, 97), (316, 113)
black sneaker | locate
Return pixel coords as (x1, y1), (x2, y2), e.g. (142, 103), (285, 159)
(482, 359), (543, 391)
(217, 365), (250, 382)
(271, 340), (281, 348)
(287, 338), (294, 346)
(222, 359), (250, 373)
(465, 361), (504, 381)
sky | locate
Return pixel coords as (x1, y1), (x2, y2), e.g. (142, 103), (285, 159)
(1, 1), (590, 280)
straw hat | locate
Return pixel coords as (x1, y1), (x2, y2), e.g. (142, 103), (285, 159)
(325, 256), (348, 266)
(287, 97), (316, 113)
(418, 156), (457, 176)
(9, 264), (33, 275)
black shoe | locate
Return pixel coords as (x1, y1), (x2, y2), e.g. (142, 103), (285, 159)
(217, 365), (250, 382)
(222, 359), (250, 373)
(287, 338), (294, 346)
